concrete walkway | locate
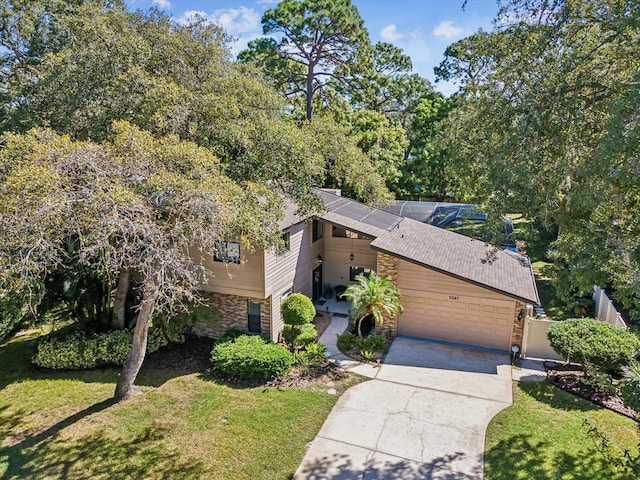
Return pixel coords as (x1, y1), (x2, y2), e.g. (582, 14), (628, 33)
(295, 320), (520, 479)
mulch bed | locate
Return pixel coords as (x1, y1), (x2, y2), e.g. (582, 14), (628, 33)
(143, 336), (214, 372)
(546, 365), (638, 420)
(313, 311), (332, 338)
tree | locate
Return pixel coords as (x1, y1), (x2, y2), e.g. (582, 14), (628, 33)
(347, 109), (408, 191)
(0, 123), (291, 401)
(302, 115), (392, 204)
(398, 93), (458, 200)
(341, 272), (403, 337)
(238, 0), (370, 121)
(436, 0), (640, 318)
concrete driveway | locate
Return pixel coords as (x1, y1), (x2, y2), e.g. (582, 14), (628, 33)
(294, 337), (513, 479)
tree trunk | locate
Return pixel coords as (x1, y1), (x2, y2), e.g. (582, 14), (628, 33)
(306, 67), (314, 121)
(114, 281), (158, 402)
(113, 268), (130, 329)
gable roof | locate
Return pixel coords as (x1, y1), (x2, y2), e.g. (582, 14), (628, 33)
(370, 217), (539, 304)
(278, 189), (539, 304)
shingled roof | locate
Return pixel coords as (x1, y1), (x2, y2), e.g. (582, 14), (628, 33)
(370, 217), (540, 304)
(277, 189), (539, 303)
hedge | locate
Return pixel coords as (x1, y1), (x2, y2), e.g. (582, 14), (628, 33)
(210, 334), (292, 381)
(32, 326), (169, 370)
(547, 318), (640, 373)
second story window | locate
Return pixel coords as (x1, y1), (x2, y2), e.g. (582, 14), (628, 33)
(282, 232), (290, 252)
(214, 241), (240, 264)
(312, 219), (324, 242)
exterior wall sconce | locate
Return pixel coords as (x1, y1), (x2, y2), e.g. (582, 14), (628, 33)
(317, 255), (323, 265)
(349, 253), (354, 261)
(517, 308), (525, 323)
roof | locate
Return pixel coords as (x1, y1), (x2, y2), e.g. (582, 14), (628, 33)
(370, 217), (540, 304)
(315, 189), (402, 237)
(278, 189), (539, 304)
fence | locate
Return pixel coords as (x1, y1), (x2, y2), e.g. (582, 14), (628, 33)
(521, 316), (563, 360)
(522, 287), (627, 360)
(593, 286), (627, 328)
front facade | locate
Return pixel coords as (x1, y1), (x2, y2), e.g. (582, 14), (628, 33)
(192, 190), (539, 353)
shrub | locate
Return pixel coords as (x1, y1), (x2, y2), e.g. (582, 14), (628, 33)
(304, 342), (327, 360)
(32, 326), (168, 370)
(282, 323), (317, 350)
(366, 334), (389, 353)
(621, 360), (640, 412)
(281, 293), (315, 326)
(547, 318), (640, 373)
(210, 335), (292, 381)
(337, 332), (355, 351)
(360, 349), (376, 362)
(216, 328), (245, 344)
(0, 295), (28, 341)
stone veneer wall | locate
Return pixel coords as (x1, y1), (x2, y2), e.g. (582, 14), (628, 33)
(192, 291), (271, 339)
(510, 300), (526, 350)
(376, 252), (399, 338)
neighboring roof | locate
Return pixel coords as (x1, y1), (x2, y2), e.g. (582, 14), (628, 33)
(370, 217), (540, 304)
(315, 189), (402, 238)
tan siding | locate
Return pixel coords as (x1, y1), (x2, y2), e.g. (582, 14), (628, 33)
(270, 292), (284, 342)
(193, 245), (265, 298)
(324, 229), (377, 288)
(397, 259), (514, 302)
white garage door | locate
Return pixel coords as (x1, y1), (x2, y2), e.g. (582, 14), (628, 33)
(398, 290), (515, 351)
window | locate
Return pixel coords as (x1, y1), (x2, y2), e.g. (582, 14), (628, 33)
(214, 241), (240, 263)
(281, 232), (290, 252)
(350, 266), (374, 281)
(312, 219), (324, 242)
(247, 301), (261, 334)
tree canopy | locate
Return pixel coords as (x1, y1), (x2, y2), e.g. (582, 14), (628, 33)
(436, 0), (640, 317)
(239, 0), (371, 121)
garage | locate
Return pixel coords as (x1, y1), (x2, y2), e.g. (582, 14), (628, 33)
(395, 258), (518, 351)
(399, 290), (515, 350)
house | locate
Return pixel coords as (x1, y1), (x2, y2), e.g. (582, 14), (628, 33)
(192, 189), (540, 353)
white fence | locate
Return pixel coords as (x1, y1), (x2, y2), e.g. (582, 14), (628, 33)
(593, 286), (627, 328)
(522, 316), (563, 360)
(522, 287), (627, 360)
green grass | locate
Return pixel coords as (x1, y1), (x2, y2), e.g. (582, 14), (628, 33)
(0, 329), (358, 479)
(485, 382), (638, 479)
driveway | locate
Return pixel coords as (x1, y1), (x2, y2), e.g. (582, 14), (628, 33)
(294, 337), (513, 479)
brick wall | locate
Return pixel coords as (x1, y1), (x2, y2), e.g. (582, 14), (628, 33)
(376, 252), (399, 338)
(510, 300), (526, 350)
(192, 291), (271, 339)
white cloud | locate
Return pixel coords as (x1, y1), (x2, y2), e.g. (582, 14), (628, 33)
(432, 20), (464, 38)
(152, 0), (171, 9)
(380, 24), (406, 42)
(178, 7), (261, 35)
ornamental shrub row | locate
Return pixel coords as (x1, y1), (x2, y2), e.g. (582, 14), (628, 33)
(32, 326), (169, 370)
(210, 334), (292, 381)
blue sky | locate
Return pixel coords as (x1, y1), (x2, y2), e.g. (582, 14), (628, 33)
(128, 0), (500, 95)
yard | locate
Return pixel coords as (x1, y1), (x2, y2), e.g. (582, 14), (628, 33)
(0, 328), (359, 480)
(485, 382), (638, 479)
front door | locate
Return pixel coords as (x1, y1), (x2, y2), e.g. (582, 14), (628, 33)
(312, 265), (323, 301)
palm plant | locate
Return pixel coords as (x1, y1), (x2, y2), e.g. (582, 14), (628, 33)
(342, 272), (403, 337)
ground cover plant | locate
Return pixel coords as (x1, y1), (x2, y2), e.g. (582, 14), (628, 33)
(0, 328), (361, 479)
(485, 382), (638, 480)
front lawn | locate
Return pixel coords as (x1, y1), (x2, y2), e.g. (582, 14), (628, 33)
(0, 329), (358, 479)
(485, 382), (638, 479)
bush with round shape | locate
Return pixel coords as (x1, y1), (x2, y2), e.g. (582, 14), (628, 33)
(281, 323), (317, 350)
(547, 318), (640, 373)
(210, 334), (293, 381)
(281, 293), (315, 326)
